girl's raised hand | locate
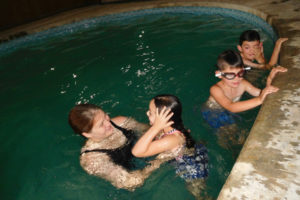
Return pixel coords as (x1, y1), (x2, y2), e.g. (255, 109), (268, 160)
(152, 107), (174, 130)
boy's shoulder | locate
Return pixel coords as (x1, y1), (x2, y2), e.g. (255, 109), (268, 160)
(210, 82), (224, 93)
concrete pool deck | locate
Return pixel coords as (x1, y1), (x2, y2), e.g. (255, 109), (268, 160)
(1, 0), (299, 199)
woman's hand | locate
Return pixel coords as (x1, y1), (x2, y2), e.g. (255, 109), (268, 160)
(152, 107), (174, 131)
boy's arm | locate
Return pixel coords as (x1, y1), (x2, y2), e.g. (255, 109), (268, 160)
(210, 85), (261, 113)
(268, 38), (288, 68)
(266, 66), (288, 86)
(210, 84), (277, 113)
(243, 79), (261, 97)
(243, 59), (265, 69)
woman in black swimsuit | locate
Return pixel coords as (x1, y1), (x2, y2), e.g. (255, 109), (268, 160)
(68, 104), (162, 190)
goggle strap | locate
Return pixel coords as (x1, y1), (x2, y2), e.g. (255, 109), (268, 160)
(215, 73), (222, 77)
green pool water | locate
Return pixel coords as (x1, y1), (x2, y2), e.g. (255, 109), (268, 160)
(0, 10), (274, 200)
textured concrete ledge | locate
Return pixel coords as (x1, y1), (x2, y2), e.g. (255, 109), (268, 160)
(1, 1), (299, 199)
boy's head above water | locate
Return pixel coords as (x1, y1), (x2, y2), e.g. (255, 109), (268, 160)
(217, 50), (244, 70)
(237, 30), (262, 61)
(239, 30), (260, 45)
(216, 50), (246, 81)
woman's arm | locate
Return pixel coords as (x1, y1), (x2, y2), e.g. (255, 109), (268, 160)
(121, 117), (150, 137)
(111, 116), (150, 137)
(80, 152), (164, 190)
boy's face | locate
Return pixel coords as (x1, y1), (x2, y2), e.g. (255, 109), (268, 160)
(217, 67), (244, 88)
(237, 40), (261, 61)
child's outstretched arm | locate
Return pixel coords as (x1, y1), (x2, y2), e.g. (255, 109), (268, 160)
(266, 66), (288, 86)
(132, 107), (178, 158)
(210, 82), (278, 113)
(266, 38), (288, 69)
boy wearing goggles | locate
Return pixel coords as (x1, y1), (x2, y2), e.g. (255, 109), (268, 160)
(201, 50), (287, 151)
(237, 30), (288, 69)
(202, 50), (287, 129)
(211, 50), (286, 113)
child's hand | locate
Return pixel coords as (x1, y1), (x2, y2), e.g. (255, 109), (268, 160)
(254, 43), (265, 64)
(259, 85), (279, 102)
(272, 65), (287, 73)
(267, 65), (288, 85)
(276, 38), (288, 46)
(152, 107), (174, 130)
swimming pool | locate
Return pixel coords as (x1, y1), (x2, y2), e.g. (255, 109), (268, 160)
(0, 7), (275, 200)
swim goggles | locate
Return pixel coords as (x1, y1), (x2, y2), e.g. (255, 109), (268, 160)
(215, 66), (251, 80)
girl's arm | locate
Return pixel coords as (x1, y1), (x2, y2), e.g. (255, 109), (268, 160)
(132, 107), (180, 158)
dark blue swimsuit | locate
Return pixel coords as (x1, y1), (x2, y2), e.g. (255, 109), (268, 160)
(172, 144), (209, 180)
(201, 98), (240, 129)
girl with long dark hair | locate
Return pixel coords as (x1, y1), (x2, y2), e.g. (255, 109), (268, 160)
(132, 94), (209, 198)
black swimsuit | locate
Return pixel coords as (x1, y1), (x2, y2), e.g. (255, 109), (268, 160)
(80, 121), (136, 170)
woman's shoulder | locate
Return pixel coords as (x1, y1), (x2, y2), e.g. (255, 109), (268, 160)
(111, 116), (128, 126)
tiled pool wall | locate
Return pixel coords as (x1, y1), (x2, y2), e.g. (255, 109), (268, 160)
(0, 6), (277, 56)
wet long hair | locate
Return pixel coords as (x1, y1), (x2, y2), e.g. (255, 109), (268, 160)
(153, 94), (195, 148)
(68, 104), (101, 136)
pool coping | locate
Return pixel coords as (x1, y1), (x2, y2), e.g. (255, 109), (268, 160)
(1, 1), (300, 199)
